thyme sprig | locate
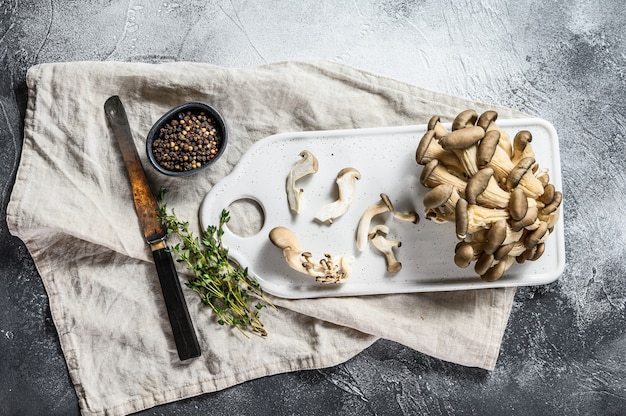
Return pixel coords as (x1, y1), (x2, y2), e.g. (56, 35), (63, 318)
(157, 191), (274, 337)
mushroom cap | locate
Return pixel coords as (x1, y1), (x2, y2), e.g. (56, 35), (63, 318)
(506, 156), (535, 190)
(542, 191), (563, 215)
(513, 130), (532, 150)
(481, 255), (514, 282)
(530, 242), (546, 261)
(465, 167), (494, 205)
(455, 197), (469, 240)
(452, 109), (478, 131)
(336, 166), (361, 180)
(476, 110), (498, 131)
(379, 193), (394, 212)
(423, 184), (454, 209)
(474, 252), (495, 276)
(540, 183), (556, 205)
(269, 226), (302, 252)
(439, 126), (485, 150)
(454, 242), (475, 268)
(476, 130), (501, 168)
(484, 219), (507, 255)
(511, 206), (538, 232)
(419, 159), (439, 187)
(493, 242), (515, 261)
(427, 115), (441, 131)
(415, 129), (436, 165)
(509, 187), (529, 221)
(525, 221), (549, 249)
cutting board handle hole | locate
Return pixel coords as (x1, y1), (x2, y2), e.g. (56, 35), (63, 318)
(225, 198), (265, 238)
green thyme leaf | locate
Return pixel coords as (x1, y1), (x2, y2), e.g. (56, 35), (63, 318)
(157, 190), (274, 337)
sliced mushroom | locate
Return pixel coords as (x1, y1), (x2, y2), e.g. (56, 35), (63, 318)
(393, 210), (420, 224)
(356, 193), (394, 251)
(370, 233), (402, 273)
(269, 226), (353, 283)
(286, 150), (319, 213)
(315, 167), (361, 224)
(368, 224), (390, 239)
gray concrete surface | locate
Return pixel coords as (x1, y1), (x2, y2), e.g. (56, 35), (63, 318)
(1, 1), (625, 415)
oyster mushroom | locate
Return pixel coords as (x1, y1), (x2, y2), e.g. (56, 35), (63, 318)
(369, 233), (402, 273)
(512, 130), (535, 165)
(454, 241), (479, 268)
(356, 193), (394, 251)
(393, 210), (420, 224)
(420, 159), (467, 194)
(476, 130), (501, 168)
(465, 167), (511, 208)
(416, 108), (562, 282)
(509, 187), (529, 221)
(455, 195), (510, 240)
(439, 125), (485, 177)
(415, 129), (463, 176)
(481, 255), (516, 282)
(476, 110), (498, 131)
(315, 167), (361, 224)
(452, 109), (478, 131)
(486, 120), (513, 156)
(423, 184), (459, 223)
(286, 150), (319, 213)
(427, 115), (450, 139)
(268, 226), (353, 284)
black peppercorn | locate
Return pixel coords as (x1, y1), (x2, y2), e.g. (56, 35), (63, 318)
(151, 110), (223, 172)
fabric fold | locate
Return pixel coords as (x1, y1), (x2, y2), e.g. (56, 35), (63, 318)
(7, 60), (523, 416)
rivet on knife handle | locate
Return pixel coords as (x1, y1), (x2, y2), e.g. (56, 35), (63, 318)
(104, 96), (201, 361)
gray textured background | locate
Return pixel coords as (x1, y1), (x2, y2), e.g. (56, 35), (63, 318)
(1, 1), (625, 415)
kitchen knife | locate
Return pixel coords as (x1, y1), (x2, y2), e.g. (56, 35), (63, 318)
(104, 95), (201, 361)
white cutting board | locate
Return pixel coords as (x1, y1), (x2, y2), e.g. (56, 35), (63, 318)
(199, 119), (565, 299)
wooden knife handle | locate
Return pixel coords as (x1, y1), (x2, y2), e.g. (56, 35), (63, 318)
(152, 246), (201, 360)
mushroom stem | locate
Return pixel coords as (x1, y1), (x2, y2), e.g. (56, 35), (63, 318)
(356, 193), (394, 251)
(314, 167), (361, 224)
(415, 129), (464, 176)
(420, 159), (467, 195)
(286, 150), (319, 213)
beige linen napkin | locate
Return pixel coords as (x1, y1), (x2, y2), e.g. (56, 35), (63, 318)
(7, 61), (522, 416)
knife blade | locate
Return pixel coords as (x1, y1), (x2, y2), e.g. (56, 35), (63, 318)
(104, 95), (201, 361)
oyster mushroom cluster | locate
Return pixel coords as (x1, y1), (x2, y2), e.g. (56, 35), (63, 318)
(416, 109), (562, 282)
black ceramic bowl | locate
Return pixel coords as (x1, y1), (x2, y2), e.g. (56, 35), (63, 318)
(146, 101), (228, 176)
